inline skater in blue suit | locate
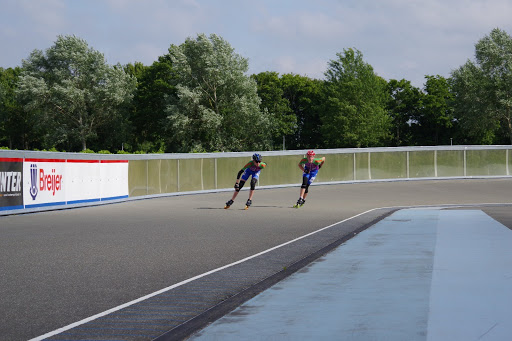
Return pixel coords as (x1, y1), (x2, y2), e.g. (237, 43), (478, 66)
(294, 150), (325, 208)
(225, 153), (267, 210)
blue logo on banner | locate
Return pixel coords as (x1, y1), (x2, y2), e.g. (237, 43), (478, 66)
(30, 164), (38, 200)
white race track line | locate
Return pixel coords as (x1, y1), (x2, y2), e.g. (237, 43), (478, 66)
(29, 202), (508, 341)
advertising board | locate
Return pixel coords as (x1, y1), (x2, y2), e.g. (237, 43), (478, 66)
(21, 158), (128, 209)
(99, 160), (129, 200)
(0, 158), (23, 210)
(23, 159), (66, 208)
(65, 160), (101, 204)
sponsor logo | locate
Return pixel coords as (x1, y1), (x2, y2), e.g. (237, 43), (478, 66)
(30, 164), (38, 200)
(0, 160), (23, 208)
(29, 164), (63, 200)
(0, 171), (22, 194)
(39, 168), (63, 196)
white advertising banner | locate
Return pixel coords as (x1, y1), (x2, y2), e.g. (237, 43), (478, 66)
(65, 160), (101, 203)
(99, 160), (129, 200)
(23, 159), (67, 208)
(23, 158), (128, 209)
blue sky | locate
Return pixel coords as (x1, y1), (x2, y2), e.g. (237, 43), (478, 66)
(1, 0), (511, 88)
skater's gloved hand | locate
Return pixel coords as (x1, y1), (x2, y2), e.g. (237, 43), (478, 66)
(234, 182), (239, 190)
(304, 168), (310, 174)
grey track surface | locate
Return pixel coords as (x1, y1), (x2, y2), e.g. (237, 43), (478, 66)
(1, 179), (511, 340)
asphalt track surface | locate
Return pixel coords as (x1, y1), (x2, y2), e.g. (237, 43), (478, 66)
(1, 179), (511, 340)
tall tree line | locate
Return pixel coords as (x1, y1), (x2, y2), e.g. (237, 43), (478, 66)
(1, 28), (512, 153)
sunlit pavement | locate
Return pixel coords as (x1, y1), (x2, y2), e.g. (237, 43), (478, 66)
(190, 208), (512, 341)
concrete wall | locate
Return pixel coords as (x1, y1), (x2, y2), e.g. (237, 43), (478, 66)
(1, 146), (510, 214)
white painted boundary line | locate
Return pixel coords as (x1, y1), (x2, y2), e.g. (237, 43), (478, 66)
(29, 201), (512, 340)
(29, 207), (380, 341)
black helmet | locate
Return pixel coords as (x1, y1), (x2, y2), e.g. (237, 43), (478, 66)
(252, 153), (262, 162)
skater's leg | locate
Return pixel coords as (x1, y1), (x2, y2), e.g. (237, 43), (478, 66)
(245, 178), (257, 208)
(246, 177), (257, 204)
(231, 190), (239, 201)
(231, 180), (246, 200)
(226, 180), (246, 208)
(248, 177), (257, 199)
(297, 175), (312, 206)
(299, 175), (308, 199)
(294, 177), (307, 207)
(245, 194), (253, 209)
(303, 183), (310, 200)
(300, 185), (310, 206)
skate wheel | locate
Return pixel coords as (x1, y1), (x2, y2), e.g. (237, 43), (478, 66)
(224, 205), (230, 209)
(244, 205), (249, 210)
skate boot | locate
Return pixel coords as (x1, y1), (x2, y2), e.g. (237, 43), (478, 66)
(245, 199), (252, 210)
(300, 199), (306, 207)
(224, 199), (234, 209)
(293, 198), (304, 208)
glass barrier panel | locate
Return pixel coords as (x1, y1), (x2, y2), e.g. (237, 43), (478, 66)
(409, 151), (435, 178)
(370, 151), (407, 179)
(128, 160), (148, 197)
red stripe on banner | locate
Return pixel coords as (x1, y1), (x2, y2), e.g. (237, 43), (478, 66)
(24, 158), (66, 163)
(100, 160), (128, 163)
(0, 158), (23, 162)
(66, 159), (100, 163)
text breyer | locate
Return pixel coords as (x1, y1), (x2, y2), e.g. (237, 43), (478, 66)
(40, 169), (62, 195)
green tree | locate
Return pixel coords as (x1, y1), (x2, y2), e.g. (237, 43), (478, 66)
(127, 59), (176, 152)
(16, 35), (136, 151)
(451, 28), (512, 144)
(0, 67), (36, 149)
(165, 34), (271, 152)
(251, 72), (296, 149)
(413, 75), (455, 145)
(321, 48), (391, 148)
(386, 79), (423, 146)
(0, 68), (8, 146)
(280, 74), (323, 149)
(124, 62), (147, 79)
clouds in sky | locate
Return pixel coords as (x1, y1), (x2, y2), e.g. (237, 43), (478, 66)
(1, 0), (511, 87)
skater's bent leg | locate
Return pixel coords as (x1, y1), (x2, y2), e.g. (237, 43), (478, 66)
(231, 180), (246, 200)
(299, 176), (308, 198)
(250, 178), (257, 190)
(303, 183), (310, 199)
(231, 191), (239, 201)
(248, 178), (257, 200)
(299, 188), (306, 199)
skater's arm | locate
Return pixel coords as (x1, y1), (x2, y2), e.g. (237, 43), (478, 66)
(298, 158), (306, 172)
(236, 161), (253, 179)
(236, 168), (244, 180)
(319, 157), (325, 168)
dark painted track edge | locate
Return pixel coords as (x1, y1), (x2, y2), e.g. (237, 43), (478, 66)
(152, 208), (399, 341)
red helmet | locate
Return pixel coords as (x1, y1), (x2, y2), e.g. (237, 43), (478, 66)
(307, 150), (315, 156)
